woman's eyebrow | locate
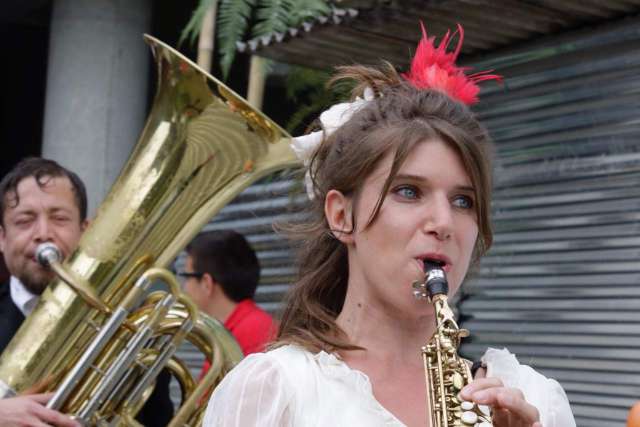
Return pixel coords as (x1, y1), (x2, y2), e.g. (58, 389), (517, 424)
(456, 185), (476, 193)
(393, 173), (426, 182)
(393, 173), (475, 192)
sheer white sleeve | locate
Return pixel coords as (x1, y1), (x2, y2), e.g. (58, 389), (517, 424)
(482, 348), (576, 427)
(203, 352), (294, 427)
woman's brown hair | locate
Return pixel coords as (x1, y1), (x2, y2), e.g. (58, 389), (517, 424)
(276, 63), (494, 353)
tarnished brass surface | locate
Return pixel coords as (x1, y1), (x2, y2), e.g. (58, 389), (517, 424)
(0, 34), (298, 423)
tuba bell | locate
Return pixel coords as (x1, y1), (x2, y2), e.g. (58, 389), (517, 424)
(0, 35), (299, 425)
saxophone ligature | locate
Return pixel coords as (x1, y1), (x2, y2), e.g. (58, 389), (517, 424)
(0, 35), (299, 425)
(413, 261), (493, 427)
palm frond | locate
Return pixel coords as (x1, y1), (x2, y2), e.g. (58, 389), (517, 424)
(253, 0), (331, 37)
(253, 0), (292, 36)
(218, 0), (258, 79)
(179, 0), (216, 47)
(180, 0), (333, 79)
(287, 0), (331, 24)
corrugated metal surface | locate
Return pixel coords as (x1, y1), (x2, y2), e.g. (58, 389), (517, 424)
(459, 17), (640, 427)
(245, 0), (640, 70)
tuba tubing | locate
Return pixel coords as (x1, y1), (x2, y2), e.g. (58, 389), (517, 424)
(0, 35), (300, 425)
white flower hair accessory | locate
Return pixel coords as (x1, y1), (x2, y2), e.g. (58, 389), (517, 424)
(291, 87), (375, 200)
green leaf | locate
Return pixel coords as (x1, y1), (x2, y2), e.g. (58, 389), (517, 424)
(217, 0), (258, 79)
(284, 64), (352, 134)
(179, 0), (216, 47)
(181, 0), (332, 79)
(287, 0), (331, 24)
(253, 0), (331, 37)
(253, 0), (290, 36)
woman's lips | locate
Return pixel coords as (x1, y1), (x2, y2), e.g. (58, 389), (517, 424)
(416, 254), (452, 273)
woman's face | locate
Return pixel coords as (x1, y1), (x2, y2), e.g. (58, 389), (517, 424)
(339, 138), (479, 316)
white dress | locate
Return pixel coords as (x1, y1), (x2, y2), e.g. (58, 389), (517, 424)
(203, 345), (576, 427)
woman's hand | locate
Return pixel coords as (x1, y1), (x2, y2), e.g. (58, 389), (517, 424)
(459, 373), (541, 427)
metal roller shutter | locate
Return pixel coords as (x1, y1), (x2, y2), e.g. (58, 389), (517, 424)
(459, 18), (640, 427)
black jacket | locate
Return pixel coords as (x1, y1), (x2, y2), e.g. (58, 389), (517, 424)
(0, 281), (24, 355)
(0, 280), (173, 426)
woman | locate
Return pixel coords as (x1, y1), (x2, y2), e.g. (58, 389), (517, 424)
(204, 25), (575, 427)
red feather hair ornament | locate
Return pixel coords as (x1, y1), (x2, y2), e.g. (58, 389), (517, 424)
(402, 23), (502, 105)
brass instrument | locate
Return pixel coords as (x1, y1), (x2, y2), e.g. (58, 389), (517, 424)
(0, 35), (299, 425)
(413, 261), (493, 427)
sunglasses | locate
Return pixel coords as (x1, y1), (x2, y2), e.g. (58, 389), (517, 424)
(177, 271), (205, 279)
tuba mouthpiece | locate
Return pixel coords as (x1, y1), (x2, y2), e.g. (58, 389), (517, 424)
(36, 243), (62, 267)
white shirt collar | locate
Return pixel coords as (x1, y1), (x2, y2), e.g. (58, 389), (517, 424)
(9, 276), (39, 316)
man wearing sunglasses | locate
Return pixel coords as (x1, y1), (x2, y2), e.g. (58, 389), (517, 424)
(181, 230), (275, 364)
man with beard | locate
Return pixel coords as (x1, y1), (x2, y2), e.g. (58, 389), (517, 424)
(0, 157), (88, 355)
(0, 158), (172, 426)
(0, 158), (87, 426)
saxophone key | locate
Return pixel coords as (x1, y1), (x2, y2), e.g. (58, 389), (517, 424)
(452, 371), (465, 390)
(478, 404), (491, 417)
(460, 401), (475, 411)
(461, 410), (478, 425)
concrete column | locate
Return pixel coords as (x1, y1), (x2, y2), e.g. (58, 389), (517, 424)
(42, 0), (151, 215)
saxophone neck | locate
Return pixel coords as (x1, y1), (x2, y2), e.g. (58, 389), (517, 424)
(431, 294), (455, 324)
(432, 293), (470, 341)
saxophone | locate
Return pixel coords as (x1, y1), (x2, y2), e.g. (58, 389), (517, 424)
(413, 261), (493, 427)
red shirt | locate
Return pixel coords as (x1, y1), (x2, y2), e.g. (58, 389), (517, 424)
(201, 299), (276, 375)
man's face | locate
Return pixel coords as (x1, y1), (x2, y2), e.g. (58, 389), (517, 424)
(182, 255), (208, 311)
(0, 175), (86, 294)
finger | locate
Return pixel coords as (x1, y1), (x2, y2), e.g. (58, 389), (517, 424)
(23, 375), (56, 395)
(496, 389), (539, 423)
(494, 408), (541, 427)
(474, 366), (487, 379)
(473, 388), (539, 424)
(459, 377), (503, 400)
(491, 408), (511, 426)
(34, 404), (80, 427)
(25, 393), (55, 404)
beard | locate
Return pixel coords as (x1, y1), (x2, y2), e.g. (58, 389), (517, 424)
(18, 267), (55, 295)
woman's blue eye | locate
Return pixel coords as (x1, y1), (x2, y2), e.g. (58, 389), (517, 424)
(395, 186), (419, 199)
(452, 195), (474, 209)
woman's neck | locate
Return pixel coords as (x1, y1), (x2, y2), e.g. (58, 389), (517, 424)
(335, 290), (437, 368)
(335, 287), (435, 427)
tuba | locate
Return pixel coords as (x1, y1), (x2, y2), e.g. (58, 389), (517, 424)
(413, 261), (493, 427)
(0, 35), (299, 425)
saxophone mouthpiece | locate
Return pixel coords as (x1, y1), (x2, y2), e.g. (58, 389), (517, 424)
(36, 243), (62, 267)
(423, 260), (449, 298)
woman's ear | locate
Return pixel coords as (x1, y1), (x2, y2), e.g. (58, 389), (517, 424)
(325, 189), (354, 244)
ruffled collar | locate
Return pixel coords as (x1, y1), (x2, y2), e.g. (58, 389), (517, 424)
(311, 349), (406, 426)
